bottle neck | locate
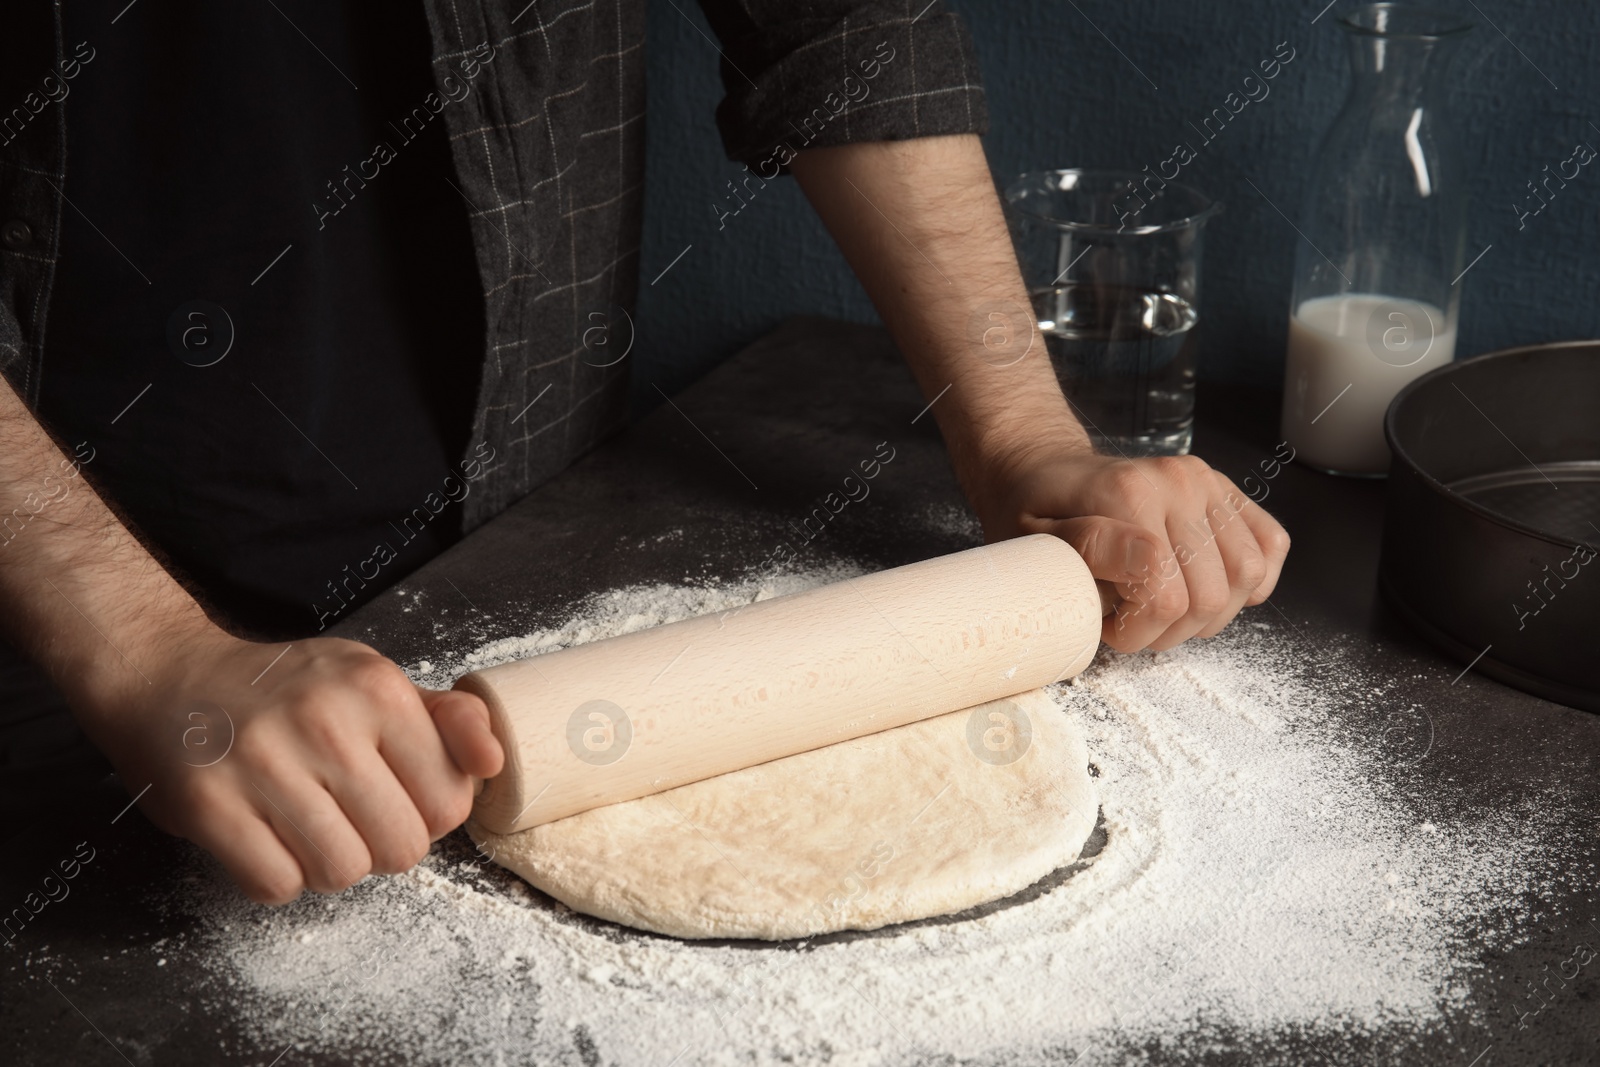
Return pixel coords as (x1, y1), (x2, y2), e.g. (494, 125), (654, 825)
(1343, 36), (1459, 109)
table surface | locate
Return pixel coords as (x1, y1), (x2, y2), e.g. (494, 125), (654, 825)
(2, 318), (1595, 1066)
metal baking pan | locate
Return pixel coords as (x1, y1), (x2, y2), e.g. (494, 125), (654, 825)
(1380, 340), (1600, 712)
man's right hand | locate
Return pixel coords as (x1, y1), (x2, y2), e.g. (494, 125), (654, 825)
(79, 628), (504, 904)
(0, 374), (500, 904)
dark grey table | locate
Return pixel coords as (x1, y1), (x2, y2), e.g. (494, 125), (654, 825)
(3, 318), (1595, 1066)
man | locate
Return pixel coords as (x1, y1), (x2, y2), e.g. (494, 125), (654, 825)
(0, 2), (1287, 903)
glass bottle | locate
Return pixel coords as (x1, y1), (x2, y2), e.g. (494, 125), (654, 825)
(1280, 3), (1473, 476)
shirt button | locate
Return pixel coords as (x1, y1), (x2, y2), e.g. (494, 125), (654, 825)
(1, 220), (32, 249)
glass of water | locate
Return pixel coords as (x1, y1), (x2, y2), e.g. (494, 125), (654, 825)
(1004, 169), (1221, 456)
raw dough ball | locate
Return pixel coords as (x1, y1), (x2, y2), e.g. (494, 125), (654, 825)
(469, 688), (1096, 940)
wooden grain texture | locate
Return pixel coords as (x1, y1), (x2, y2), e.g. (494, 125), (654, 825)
(458, 533), (1101, 832)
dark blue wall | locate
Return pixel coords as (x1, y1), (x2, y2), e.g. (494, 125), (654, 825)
(635, 0), (1600, 406)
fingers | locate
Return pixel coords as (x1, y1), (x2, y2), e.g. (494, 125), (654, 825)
(1149, 502), (1232, 651)
(378, 691), (476, 842)
(1032, 515), (1171, 652)
(419, 687), (504, 780)
(1026, 513), (1186, 653)
(1194, 478), (1269, 639)
(326, 753), (433, 874)
(149, 640), (493, 904)
(1238, 498), (1291, 606)
(186, 793), (306, 905)
(1027, 514), (1163, 586)
(1056, 458), (1292, 652)
(249, 775), (372, 895)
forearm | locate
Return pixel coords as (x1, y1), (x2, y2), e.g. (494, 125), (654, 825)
(0, 375), (499, 904)
(790, 134), (1091, 487)
(0, 375), (216, 712)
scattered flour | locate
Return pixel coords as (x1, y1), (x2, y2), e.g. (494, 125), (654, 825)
(917, 501), (984, 542)
(175, 567), (1576, 1066)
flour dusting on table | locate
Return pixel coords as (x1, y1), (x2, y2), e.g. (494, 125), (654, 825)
(180, 567), (1576, 1066)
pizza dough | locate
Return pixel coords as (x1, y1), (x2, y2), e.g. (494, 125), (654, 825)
(468, 688), (1097, 940)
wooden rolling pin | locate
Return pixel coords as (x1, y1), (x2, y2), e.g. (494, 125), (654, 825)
(457, 533), (1105, 834)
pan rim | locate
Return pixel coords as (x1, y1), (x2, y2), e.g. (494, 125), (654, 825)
(1383, 338), (1600, 551)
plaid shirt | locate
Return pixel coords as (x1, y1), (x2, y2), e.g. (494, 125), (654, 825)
(0, 0), (986, 531)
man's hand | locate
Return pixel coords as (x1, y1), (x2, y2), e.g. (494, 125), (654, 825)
(0, 374), (500, 903)
(969, 437), (1290, 652)
(791, 135), (1291, 650)
(79, 628), (503, 904)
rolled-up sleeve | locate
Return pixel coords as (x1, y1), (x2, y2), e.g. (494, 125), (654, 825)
(697, 0), (988, 170)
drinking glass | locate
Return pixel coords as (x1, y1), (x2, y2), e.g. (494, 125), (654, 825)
(1005, 169), (1221, 457)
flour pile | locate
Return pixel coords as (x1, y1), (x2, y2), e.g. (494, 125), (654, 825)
(176, 566), (1575, 1066)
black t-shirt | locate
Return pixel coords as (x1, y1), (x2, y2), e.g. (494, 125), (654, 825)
(41, 1), (482, 639)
